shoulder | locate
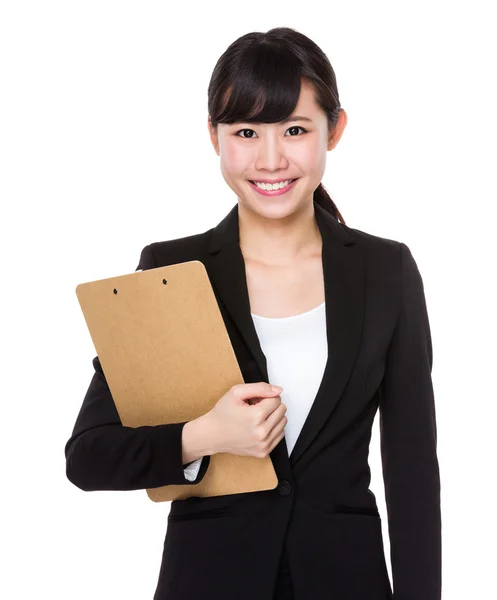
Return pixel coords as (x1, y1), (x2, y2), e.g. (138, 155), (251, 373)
(136, 228), (213, 270)
(342, 223), (426, 303)
(338, 223), (425, 295)
(342, 221), (401, 250)
(340, 222), (403, 268)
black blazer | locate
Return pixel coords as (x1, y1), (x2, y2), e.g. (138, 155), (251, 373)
(65, 200), (441, 600)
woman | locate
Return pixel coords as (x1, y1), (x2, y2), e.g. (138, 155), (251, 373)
(65, 27), (441, 600)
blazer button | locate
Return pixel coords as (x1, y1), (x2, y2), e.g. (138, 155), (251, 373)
(278, 480), (292, 496)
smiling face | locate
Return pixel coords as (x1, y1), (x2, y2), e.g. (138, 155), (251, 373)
(208, 80), (347, 220)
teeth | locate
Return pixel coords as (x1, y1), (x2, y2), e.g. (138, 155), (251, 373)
(253, 179), (293, 191)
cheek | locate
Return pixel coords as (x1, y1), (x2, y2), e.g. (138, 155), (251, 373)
(291, 139), (326, 173)
(219, 139), (250, 174)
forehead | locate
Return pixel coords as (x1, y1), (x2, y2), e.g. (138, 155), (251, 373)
(293, 81), (320, 114)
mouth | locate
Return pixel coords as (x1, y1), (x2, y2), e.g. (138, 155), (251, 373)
(248, 178), (299, 196)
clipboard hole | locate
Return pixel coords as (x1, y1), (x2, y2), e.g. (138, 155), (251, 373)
(162, 279), (168, 285)
(113, 288), (118, 294)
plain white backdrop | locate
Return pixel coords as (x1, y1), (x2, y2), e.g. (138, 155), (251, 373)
(1, 1), (495, 598)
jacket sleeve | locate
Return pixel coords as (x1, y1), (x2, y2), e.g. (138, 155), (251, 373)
(64, 244), (211, 491)
(379, 242), (442, 600)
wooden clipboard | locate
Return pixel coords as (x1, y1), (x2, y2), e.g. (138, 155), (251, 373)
(75, 260), (278, 502)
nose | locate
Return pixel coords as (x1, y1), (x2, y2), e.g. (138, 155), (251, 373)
(254, 134), (289, 172)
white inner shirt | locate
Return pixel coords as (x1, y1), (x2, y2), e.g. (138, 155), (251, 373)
(183, 301), (328, 481)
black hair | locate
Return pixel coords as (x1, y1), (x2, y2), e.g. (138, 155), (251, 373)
(207, 27), (346, 224)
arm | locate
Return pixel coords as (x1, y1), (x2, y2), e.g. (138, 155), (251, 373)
(379, 242), (442, 600)
(64, 244), (213, 491)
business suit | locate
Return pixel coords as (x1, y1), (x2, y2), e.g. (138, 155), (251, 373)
(65, 200), (441, 600)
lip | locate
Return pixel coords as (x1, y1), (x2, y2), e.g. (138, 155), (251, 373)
(248, 178), (299, 196)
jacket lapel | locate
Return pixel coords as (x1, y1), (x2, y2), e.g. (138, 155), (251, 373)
(204, 201), (365, 468)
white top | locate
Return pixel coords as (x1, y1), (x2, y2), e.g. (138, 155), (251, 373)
(183, 301), (328, 481)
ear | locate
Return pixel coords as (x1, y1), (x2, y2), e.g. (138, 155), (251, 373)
(208, 115), (220, 156)
(327, 109), (348, 151)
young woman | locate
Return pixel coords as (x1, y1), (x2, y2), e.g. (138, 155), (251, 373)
(65, 27), (441, 600)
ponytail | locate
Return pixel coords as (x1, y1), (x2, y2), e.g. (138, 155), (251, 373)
(313, 182), (346, 225)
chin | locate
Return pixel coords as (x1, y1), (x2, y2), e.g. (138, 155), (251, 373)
(240, 198), (301, 221)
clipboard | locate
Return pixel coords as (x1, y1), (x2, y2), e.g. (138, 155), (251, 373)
(75, 259), (278, 502)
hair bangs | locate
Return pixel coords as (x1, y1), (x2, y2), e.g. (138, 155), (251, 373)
(214, 46), (304, 126)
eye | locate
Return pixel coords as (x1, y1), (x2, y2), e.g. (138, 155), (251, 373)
(286, 126), (307, 136)
(234, 126), (307, 138)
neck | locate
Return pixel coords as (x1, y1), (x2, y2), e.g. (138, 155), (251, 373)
(238, 200), (322, 267)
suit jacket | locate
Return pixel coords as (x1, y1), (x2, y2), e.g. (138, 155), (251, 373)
(65, 200), (441, 600)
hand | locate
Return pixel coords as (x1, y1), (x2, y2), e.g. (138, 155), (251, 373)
(206, 382), (287, 458)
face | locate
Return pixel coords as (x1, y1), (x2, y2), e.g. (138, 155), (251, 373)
(208, 80), (347, 220)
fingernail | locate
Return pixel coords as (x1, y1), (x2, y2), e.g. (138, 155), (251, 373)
(271, 385), (283, 392)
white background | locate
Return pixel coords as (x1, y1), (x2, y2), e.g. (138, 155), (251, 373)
(1, 1), (495, 598)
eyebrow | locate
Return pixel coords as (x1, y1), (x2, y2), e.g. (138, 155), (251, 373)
(281, 115), (313, 124)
